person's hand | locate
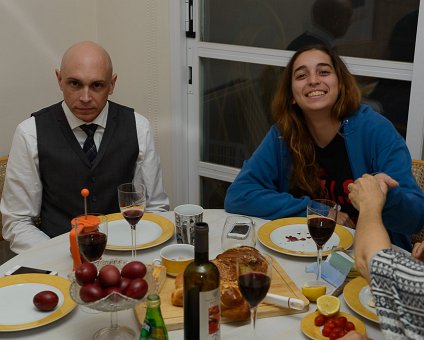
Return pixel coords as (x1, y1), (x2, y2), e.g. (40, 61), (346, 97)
(336, 211), (356, 229)
(412, 241), (424, 261)
(348, 174), (397, 212)
(339, 330), (368, 339)
(373, 172), (399, 194)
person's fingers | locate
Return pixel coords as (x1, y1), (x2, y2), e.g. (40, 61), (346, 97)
(412, 241), (424, 260)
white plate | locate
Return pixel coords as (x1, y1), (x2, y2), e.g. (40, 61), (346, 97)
(271, 223), (340, 253)
(106, 213), (174, 251)
(0, 274), (76, 331)
(258, 217), (353, 257)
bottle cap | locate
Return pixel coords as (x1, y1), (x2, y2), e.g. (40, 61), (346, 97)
(194, 222), (209, 233)
(146, 293), (161, 308)
(194, 222), (209, 252)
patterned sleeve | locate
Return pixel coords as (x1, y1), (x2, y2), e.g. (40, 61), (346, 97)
(369, 249), (424, 339)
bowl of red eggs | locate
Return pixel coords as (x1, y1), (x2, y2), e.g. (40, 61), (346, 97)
(69, 258), (154, 312)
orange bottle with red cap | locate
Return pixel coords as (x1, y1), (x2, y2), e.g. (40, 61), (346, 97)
(69, 189), (101, 270)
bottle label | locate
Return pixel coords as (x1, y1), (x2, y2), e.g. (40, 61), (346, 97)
(199, 287), (220, 339)
(140, 320), (152, 337)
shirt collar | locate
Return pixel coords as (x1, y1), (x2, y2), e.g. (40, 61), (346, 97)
(62, 101), (109, 130)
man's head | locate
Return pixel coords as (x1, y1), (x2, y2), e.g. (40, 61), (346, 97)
(55, 41), (117, 122)
(312, 0), (353, 38)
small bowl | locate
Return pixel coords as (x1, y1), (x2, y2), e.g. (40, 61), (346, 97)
(154, 244), (194, 276)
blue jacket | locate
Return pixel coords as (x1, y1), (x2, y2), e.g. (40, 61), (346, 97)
(224, 105), (424, 251)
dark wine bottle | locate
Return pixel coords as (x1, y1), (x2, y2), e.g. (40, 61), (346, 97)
(184, 222), (221, 340)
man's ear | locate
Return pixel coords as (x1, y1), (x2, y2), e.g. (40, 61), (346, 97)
(55, 69), (63, 91)
(109, 73), (117, 95)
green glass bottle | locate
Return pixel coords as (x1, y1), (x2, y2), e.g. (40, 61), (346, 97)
(140, 294), (169, 340)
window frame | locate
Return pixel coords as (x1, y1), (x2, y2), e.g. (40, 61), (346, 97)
(170, 0), (424, 206)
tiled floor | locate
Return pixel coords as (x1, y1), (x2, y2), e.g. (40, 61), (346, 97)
(0, 240), (15, 265)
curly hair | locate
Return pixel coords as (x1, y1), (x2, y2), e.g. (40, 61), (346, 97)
(272, 45), (361, 197)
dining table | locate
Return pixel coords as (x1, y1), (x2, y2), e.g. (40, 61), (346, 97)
(0, 209), (384, 340)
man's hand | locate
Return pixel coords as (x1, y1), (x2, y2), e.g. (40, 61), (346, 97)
(347, 174), (398, 213)
(373, 173), (399, 195)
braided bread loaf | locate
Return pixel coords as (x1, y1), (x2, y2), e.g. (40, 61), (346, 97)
(171, 246), (269, 321)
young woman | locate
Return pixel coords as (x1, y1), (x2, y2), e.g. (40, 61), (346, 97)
(224, 45), (424, 251)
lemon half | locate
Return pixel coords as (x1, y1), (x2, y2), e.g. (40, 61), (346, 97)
(302, 283), (326, 302)
(316, 295), (341, 316)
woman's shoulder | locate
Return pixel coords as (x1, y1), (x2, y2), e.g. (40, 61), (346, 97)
(348, 104), (398, 131)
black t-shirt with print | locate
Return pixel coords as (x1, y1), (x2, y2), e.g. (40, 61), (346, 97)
(315, 133), (358, 222)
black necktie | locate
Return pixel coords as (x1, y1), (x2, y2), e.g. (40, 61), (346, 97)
(80, 124), (98, 164)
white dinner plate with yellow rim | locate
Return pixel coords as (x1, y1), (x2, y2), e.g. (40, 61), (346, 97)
(343, 276), (379, 323)
(106, 213), (174, 251)
(257, 217), (353, 257)
(0, 274), (76, 332)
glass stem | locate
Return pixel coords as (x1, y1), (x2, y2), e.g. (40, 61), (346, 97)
(250, 306), (258, 335)
(131, 224), (137, 258)
(110, 311), (118, 329)
(316, 245), (323, 281)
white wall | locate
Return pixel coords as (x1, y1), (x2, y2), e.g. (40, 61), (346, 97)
(0, 0), (174, 205)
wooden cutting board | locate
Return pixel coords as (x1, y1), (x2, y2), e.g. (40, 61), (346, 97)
(134, 258), (309, 331)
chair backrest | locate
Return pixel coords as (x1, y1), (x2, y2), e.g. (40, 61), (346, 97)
(411, 159), (424, 244)
(412, 159), (424, 191)
(0, 156), (8, 241)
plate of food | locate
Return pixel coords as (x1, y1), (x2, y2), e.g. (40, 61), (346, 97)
(301, 311), (366, 340)
(257, 217), (353, 257)
(106, 213), (174, 251)
(0, 274), (76, 332)
(343, 276), (379, 323)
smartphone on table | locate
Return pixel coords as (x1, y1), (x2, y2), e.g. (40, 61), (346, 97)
(227, 223), (251, 240)
(4, 265), (58, 276)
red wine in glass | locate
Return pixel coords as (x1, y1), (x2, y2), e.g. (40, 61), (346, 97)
(307, 216), (336, 247)
(118, 182), (146, 258)
(307, 199), (338, 282)
(238, 272), (271, 307)
(122, 209), (144, 226)
(78, 231), (107, 262)
(237, 254), (272, 335)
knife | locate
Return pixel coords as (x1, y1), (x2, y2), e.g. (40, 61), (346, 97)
(331, 278), (350, 297)
(263, 293), (305, 310)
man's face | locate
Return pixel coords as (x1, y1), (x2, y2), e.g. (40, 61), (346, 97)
(56, 52), (116, 122)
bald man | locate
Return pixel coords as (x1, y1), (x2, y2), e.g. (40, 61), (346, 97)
(1, 41), (169, 254)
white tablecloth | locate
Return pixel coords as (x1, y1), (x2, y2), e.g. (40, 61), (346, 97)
(0, 210), (383, 340)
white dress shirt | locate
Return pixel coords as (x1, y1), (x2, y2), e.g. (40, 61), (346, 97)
(0, 101), (169, 254)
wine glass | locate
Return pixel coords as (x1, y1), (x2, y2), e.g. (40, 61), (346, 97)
(117, 182), (146, 258)
(307, 199), (338, 282)
(237, 253), (272, 334)
(221, 215), (256, 251)
(73, 214), (108, 263)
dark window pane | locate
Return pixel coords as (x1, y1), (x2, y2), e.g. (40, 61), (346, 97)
(362, 77), (410, 138)
(202, 0), (419, 62)
(200, 177), (231, 209)
(201, 58), (278, 168)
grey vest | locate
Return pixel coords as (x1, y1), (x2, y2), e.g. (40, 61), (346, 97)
(33, 101), (139, 237)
